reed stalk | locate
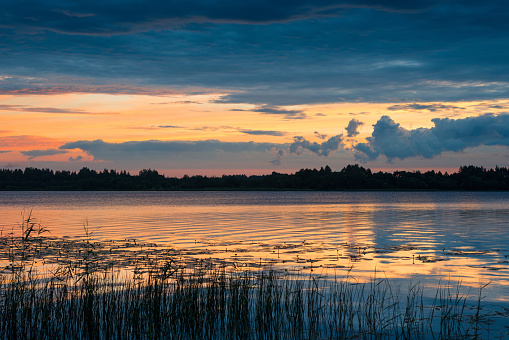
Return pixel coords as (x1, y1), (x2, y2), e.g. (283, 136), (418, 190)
(0, 215), (504, 339)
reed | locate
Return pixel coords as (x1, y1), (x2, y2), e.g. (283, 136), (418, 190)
(0, 215), (505, 339)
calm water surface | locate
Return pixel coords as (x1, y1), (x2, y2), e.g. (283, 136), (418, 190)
(1, 191), (509, 302)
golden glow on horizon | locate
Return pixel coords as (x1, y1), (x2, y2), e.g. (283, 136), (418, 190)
(1, 92), (508, 170)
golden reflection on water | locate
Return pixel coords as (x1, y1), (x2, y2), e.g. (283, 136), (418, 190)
(1, 191), (509, 302)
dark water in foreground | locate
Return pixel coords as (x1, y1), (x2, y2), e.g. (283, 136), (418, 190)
(1, 191), (508, 304)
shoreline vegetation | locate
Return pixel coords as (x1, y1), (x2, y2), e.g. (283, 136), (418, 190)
(1, 214), (508, 339)
(1, 164), (509, 191)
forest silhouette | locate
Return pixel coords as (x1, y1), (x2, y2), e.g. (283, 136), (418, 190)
(1, 164), (508, 191)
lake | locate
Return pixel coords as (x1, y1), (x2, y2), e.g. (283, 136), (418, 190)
(1, 191), (509, 304)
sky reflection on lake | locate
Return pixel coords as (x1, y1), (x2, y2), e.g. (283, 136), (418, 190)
(1, 191), (508, 302)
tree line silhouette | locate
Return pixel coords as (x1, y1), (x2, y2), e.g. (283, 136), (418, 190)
(1, 164), (509, 191)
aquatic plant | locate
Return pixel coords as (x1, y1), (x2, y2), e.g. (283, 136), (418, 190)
(0, 215), (506, 339)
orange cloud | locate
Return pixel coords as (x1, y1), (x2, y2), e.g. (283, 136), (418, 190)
(0, 104), (119, 115)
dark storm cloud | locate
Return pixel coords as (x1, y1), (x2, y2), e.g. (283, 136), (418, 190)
(387, 103), (464, 112)
(21, 149), (68, 160)
(345, 119), (364, 137)
(355, 114), (509, 162)
(1, 1), (435, 35)
(289, 134), (343, 157)
(2, 1), (509, 105)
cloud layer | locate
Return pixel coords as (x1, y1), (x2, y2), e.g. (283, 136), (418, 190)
(345, 119), (364, 137)
(289, 134), (343, 157)
(60, 139), (286, 162)
(21, 149), (68, 160)
(0, 104), (117, 115)
(355, 114), (509, 162)
(1, 1), (509, 105)
(239, 129), (286, 136)
(387, 103), (464, 112)
(56, 134), (346, 168)
(2, 1), (435, 35)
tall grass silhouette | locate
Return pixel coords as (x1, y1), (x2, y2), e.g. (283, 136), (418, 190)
(0, 213), (504, 339)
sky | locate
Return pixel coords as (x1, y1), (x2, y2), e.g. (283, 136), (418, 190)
(1, 0), (509, 176)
